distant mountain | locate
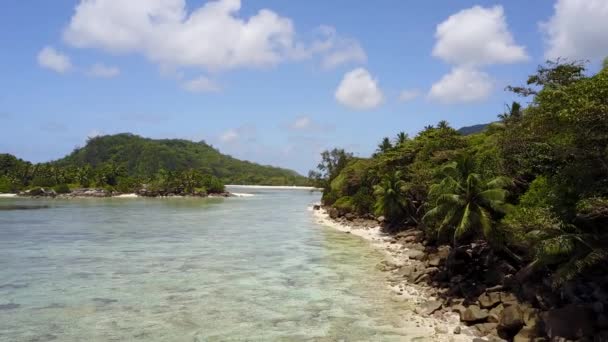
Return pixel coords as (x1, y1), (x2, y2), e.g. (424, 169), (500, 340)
(457, 123), (490, 135)
(53, 133), (308, 186)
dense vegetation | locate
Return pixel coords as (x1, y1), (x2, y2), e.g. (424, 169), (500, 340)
(312, 60), (608, 288)
(0, 133), (308, 194)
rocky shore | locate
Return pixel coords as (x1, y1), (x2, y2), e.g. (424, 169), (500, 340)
(313, 205), (608, 342)
(13, 187), (232, 199)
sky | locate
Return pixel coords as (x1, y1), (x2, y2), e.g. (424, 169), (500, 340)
(1, 0), (608, 175)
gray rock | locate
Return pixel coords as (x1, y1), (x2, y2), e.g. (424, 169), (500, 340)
(414, 273), (430, 284)
(415, 300), (442, 316)
(394, 265), (416, 278)
(478, 292), (502, 308)
(513, 326), (536, 342)
(427, 255), (442, 267)
(453, 326), (461, 334)
(541, 304), (595, 339)
(474, 322), (498, 336)
(375, 260), (399, 272)
(498, 304), (524, 334)
(405, 249), (425, 260)
(451, 304), (467, 316)
(488, 304), (504, 323)
(499, 292), (519, 306)
(462, 305), (489, 323)
(434, 325), (448, 334)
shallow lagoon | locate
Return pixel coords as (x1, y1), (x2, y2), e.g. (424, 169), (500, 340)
(0, 188), (424, 341)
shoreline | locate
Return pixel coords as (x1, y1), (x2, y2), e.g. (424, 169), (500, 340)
(0, 192), (234, 199)
(312, 206), (473, 341)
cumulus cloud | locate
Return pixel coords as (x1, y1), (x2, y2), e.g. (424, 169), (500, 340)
(432, 5), (528, 66)
(287, 116), (334, 132)
(37, 46), (72, 73)
(62, 0), (365, 72)
(87, 63), (120, 78)
(181, 75), (221, 93)
(428, 67), (493, 104)
(541, 0), (608, 61)
(335, 68), (384, 110)
(398, 89), (421, 102)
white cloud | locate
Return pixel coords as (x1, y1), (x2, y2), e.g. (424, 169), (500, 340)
(432, 5), (528, 66)
(181, 75), (221, 93)
(398, 89), (421, 102)
(218, 124), (256, 144)
(335, 68), (384, 110)
(62, 0), (364, 73)
(305, 26), (366, 69)
(64, 0), (295, 71)
(287, 116), (334, 132)
(428, 67), (493, 104)
(541, 0), (608, 61)
(219, 129), (239, 143)
(87, 63), (120, 78)
(37, 46), (72, 73)
(290, 116), (312, 130)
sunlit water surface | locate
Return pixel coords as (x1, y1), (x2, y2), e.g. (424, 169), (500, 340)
(0, 188), (423, 341)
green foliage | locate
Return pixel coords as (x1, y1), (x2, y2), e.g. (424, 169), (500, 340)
(53, 183), (71, 194)
(55, 133), (308, 186)
(0, 175), (18, 193)
(373, 171), (410, 223)
(423, 156), (512, 245)
(309, 148), (353, 190)
(333, 196), (355, 213)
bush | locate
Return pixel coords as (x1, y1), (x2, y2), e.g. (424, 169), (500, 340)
(0, 176), (18, 193)
(333, 196), (355, 214)
(352, 188), (374, 214)
(115, 177), (141, 193)
(322, 190), (339, 206)
(53, 183), (71, 194)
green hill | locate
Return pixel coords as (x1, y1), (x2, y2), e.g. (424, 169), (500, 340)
(456, 123), (490, 135)
(53, 133), (308, 185)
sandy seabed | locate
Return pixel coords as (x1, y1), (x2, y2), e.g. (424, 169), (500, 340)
(311, 206), (475, 341)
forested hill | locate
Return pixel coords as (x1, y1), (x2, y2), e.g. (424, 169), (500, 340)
(53, 133), (308, 185)
(456, 123), (490, 135)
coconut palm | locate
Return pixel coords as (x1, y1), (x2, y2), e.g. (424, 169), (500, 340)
(395, 132), (408, 146)
(373, 171), (412, 224)
(423, 155), (512, 245)
(437, 120), (451, 130)
(525, 198), (608, 286)
(498, 101), (522, 122)
(376, 137), (393, 153)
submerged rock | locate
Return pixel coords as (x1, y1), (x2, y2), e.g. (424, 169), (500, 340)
(415, 300), (443, 316)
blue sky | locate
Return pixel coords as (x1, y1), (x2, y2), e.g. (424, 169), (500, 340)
(1, 0), (607, 174)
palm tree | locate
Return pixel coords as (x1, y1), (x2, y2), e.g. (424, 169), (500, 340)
(437, 120), (450, 130)
(377, 137), (393, 153)
(498, 101), (522, 122)
(373, 171), (412, 224)
(423, 156), (512, 245)
(524, 198), (608, 286)
(395, 132), (408, 146)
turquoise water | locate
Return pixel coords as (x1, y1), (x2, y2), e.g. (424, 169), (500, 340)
(0, 188), (422, 341)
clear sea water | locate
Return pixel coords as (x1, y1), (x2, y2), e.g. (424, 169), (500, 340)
(0, 188), (425, 341)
